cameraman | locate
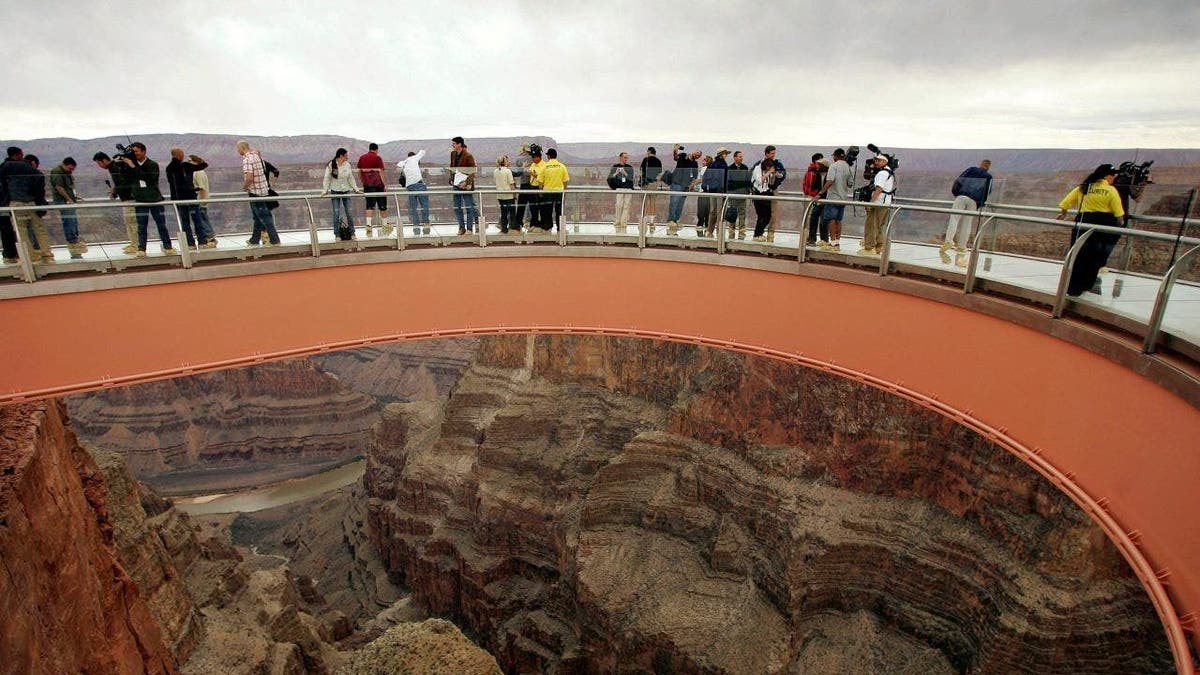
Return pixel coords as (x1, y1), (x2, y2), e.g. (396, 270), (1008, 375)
(122, 142), (173, 257)
(93, 150), (140, 254)
(859, 154), (896, 255)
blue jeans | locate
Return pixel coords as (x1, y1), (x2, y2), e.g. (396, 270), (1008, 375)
(178, 204), (213, 246)
(453, 191), (477, 232)
(668, 185), (687, 223)
(249, 201), (280, 244)
(330, 193), (355, 238)
(406, 182), (430, 225)
(135, 204), (172, 250)
(59, 207), (80, 243)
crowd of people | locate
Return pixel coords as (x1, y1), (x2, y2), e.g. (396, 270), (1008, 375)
(0, 137), (1139, 298)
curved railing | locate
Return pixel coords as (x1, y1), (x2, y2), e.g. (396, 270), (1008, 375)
(6, 186), (1199, 361)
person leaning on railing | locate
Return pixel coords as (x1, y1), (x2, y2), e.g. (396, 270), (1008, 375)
(1057, 163), (1125, 297)
(321, 148), (361, 241)
(397, 150), (430, 235)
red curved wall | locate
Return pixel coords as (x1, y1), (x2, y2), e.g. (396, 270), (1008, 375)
(3, 257), (1197, 667)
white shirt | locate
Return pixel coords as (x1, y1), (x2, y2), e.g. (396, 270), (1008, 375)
(872, 168), (895, 205)
(323, 160), (359, 193)
(493, 166), (516, 200)
(397, 150), (425, 186)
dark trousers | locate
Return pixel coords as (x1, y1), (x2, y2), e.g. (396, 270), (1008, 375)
(752, 197), (772, 237)
(516, 190), (539, 228)
(697, 194), (714, 231)
(135, 204), (172, 250)
(179, 204), (213, 246)
(540, 192), (563, 231)
(1067, 212), (1122, 295)
(250, 201), (280, 244)
(806, 202), (826, 243)
(498, 199), (516, 232)
(0, 215), (16, 260)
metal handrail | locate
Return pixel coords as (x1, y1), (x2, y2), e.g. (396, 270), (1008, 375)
(1145, 244), (1200, 353)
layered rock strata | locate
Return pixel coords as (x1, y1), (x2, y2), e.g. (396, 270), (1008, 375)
(312, 339), (481, 404)
(0, 401), (177, 675)
(366, 334), (1174, 674)
(67, 359), (378, 493)
(335, 619), (503, 675)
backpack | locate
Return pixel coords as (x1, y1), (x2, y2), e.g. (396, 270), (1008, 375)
(660, 169), (673, 186)
(398, 171), (407, 187)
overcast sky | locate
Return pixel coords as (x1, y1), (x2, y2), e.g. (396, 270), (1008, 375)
(3, 0), (1198, 148)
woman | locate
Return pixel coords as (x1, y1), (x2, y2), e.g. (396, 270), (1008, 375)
(1056, 163), (1124, 296)
(322, 148), (361, 240)
(493, 155), (517, 233)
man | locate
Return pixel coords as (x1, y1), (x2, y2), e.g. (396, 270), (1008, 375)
(50, 157), (88, 258)
(638, 147), (663, 228)
(121, 142), (173, 257)
(699, 148), (729, 237)
(819, 148), (853, 251)
(723, 150), (752, 239)
(860, 154), (896, 255)
(943, 159), (993, 266)
(536, 148), (569, 232)
(750, 158), (781, 241)
(515, 145), (545, 231)
(166, 148), (215, 249)
(667, 144), (698, 235)
(607, 151), (636, 232)
(397, 149), (429, 234)
(449, 136), (478, 235)
(238, 140), (280, 246)
(357, 143), (390, 236)
(0, 147), (54, 262)
(802, 153), (827, 247)
(93, 150), (139, 254)
(0, 147), (17, 263)
(751, 145), (787, 240)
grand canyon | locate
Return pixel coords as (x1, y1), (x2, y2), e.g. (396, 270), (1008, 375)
(0, 334), (1179, 674)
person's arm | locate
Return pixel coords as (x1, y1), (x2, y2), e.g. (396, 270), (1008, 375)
(53, 177), (73, 202)
(321, 163), (332, 194)
(1109, 187), (1125, 219)
(1056, 187), (1081, 219)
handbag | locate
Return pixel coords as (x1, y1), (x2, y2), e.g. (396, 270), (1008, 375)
(266, 187), (280, 210)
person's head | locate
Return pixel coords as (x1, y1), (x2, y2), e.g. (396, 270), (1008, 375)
(702, 155), (713, 166)
(451, 136), (466, 152)
(733, 150), (743, 164)
(715, 147), (730, 159)
(407, 151), (416, 157)
(6, 146), (22, 160)
(93, 151), (111, 168)
(981, 159), (992, 170)
(333, 147), (349, 164)
(689, 150), (702, 161)
(61, 157), (77, 173)
(618, 152), (628, 163)
(646, 146), (656, 156)
(1083, 163), (1119, 187)
(811, 152), (824, 163)
(547, 148), (558, 159)
(189, 154), (204, 164)
(761, 158), (775, 171)
(873, 154), (889, 168)
(171, 147), (184, 160)
(531, 149), (543, 162)
(130, 142), (147, 161)
(497, 154), (509, 167)
(764, 145), (777, 159)
(25, 154), (39, 169)
(832, 148), (846, 160)
(369, 142), (379, 152)
(236, 140), (251, 156)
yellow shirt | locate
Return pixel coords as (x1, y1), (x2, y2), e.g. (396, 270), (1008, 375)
(1059, 181), (1124, 218)
(537, 159), (570, 191)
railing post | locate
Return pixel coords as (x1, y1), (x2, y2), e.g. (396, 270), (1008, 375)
(10, 206), (35, 283)
(476, 190), (487, 247)
(965, 215), (996, 294)
(637, 192), (648, 249)
(172, 203), (192, 269)
(798, 199), (814, 263)
(716, 195), (729, 255)
(878, 205), (903, 276)
(303, 197), (320, 258)
(1052, 229), (1094, 318)
(1143, 243), (1200, 353)
(558, 192), (568, 246)
(395, 193), (406, 251)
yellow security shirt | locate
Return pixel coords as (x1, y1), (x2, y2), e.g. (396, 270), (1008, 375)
(1059, 181), (1125, 218)
(537, 159), (570, 191)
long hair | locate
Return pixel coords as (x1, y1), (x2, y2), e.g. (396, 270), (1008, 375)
(330, 148), (348, 178)
(1079, 164), (1112, 195)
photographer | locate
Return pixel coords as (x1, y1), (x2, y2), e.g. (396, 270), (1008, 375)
(93, 150), (140, 254)
(166, 148), (215, 249)
(122, 142), (173, 257)
(608, 151), (635, 231)
(666, 144), (698, 234)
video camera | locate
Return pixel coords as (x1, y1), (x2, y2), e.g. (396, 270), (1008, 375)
(1116, 160), (1154, 186)
(520, 142), (543, 157)
(845, 145), (860, 166)
(113, 143), (136, 160)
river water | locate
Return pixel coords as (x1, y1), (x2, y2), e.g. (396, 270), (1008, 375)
(172, 460), (366, 516)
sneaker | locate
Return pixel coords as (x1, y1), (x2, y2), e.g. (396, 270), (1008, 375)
(40, 253), (56, 263)
(136, 250), (147, 258)
(381, 225), (394, 237)
(3, 257), (18, 264)
(817, 241), (832, 251)
(752, 235), (767, 242)
(122, 244), (138, 254)
(201, 240), (218, 249)
(955, 253), (968, 268)
(831, 243), (841, 251)
(162, 248), (176, 255)
(365, 226), (374, 237)
(858, 247), (879, 256)
(246, 238), (259, 246)
(423, 226), (431, 235)
(458, 227), (467, 235)
(874, 246), (883, 254)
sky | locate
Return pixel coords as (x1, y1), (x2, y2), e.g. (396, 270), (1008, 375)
(2, 0), (1198, 149)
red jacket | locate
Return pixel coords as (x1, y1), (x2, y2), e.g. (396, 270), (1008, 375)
(802, 162), (825, 198)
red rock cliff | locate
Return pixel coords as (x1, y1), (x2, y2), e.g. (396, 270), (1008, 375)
(0, 401), (177, 675)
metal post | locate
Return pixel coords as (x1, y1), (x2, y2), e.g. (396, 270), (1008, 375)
(171, 204), (192, 269)
(1143, 243), (1200, 353)
(558, 192), (568, 246)
(1167, 188), (1195, 272)
(395, 193), (406, 251)
(964, 215), (996, 294)
(798, 199), (814, 263)
(637, 193), (648, 249)
(878, 205), (902, 276)
(303, 197), (320, 258)
(476, 190), (487, 247)
(716, 195), (729, 255)
(1052, 229), (1095, 318)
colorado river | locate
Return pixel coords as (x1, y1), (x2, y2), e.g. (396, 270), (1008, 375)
(172, 459), (365, 515)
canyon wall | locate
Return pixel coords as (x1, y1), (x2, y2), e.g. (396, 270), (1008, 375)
(366, 334), (1174, 674)
(0, 401), (177, 675)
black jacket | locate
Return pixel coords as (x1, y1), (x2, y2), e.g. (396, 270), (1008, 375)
(671, 155), (699, 189)
(166, 158), (209, 201)
(639, 155), (662, 186)
(608, 163), (635, 190)
(0, 159), (44, 204)
(727, 161), (752, 193)
(131, 158), (165, 203)
(701, 157), (728, 192)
